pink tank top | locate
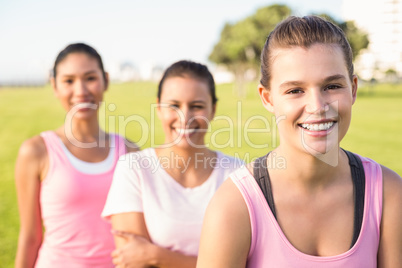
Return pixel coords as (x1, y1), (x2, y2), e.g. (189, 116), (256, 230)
(231, 155), (382, 268)
(35, 131), (126, 267)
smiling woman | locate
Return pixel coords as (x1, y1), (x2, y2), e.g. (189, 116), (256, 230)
(101, 60), (243, 268)
(14, 43), (138, 267)
(266, 44), (357, 160)
(156, 61), (216, 150)
(197, 15), (402, 268)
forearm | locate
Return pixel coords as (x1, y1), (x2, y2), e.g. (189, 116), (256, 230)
(15, 235), (42, 268)
(152, 245), (197, 268)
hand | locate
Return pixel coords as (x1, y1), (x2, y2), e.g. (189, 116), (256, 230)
(112, 230), (158, 268)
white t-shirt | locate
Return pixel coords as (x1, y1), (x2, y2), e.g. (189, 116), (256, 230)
(102, 148), (243, 256)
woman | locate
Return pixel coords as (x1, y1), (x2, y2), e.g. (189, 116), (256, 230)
(197, 16), (402, 267)
(102, 60), (243, 267)
(15, 43), (138, 267)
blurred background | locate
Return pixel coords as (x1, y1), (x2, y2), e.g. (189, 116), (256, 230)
(1, 0), (401, 266)
(3, 0), (401, 86)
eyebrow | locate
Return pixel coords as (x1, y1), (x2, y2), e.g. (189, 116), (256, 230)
(60, 70), (98, 77)
(279, 80), (305, 90)
(322, 74), (347, 83)
(279, 74), (347, 90)
(166, 100), (207, 104)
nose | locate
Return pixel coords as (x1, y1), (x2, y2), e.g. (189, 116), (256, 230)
(305, 90), (329, 114)
(178, 106), (192, 127)
(305, 89), (329, 114)
(74, 79), (88, 96)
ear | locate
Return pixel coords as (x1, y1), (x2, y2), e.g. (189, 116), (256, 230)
(351, 75), (358, 105)
(258, 84), (274, 113)
(50, 77), (59, 97)
(156, 98), (162, 118)
(104, 72), (110, 91)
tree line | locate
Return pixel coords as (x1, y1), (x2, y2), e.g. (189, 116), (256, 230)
(209, 4), (369, 95)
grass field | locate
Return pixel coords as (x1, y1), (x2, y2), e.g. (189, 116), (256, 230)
(1, 82), (401, 266)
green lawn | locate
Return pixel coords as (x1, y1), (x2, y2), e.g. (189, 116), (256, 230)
(0, 82), (401, 266)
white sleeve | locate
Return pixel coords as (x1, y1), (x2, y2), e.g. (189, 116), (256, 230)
(102, 153), (143, 220)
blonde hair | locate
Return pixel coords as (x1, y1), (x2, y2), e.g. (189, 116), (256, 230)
(260, 15), (354, 88)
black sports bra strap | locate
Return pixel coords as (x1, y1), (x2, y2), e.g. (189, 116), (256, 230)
(253, 153), (277, 219)
(343, 149), (366, 247)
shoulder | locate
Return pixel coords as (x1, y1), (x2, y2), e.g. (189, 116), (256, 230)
(216, 151), (246, 172)
(381, 165), (402, 207)
(199, 178), (251, 266)
(381, 165), (402, 186)
(119, 147), (153, 161)
(380, 165), (402, 234)
(115, 148), (155, 175)
(124, 138), (139, 153)
(111, 133), (139, 153)
(205, 178), (250, 237)
(358, 156), (402, 209)
(356, 155), (402, 218)
(15, 135), (48, 181)
(377, 165), (402, 266)
(17, 135), (47, 161)
(211, 178), (248, 208)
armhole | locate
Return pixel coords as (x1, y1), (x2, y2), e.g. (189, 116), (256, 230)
(39, 132), (53, 183)
(378, 164), (384, 229)
(370, 158), (383, 230)
(114, 133), (127, 160)
(358, 155), (383, 245)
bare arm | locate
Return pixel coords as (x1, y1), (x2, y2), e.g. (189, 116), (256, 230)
(111, 212), (196, 268)
(15, 137), (46, 268)
(377, 166), (402, 268)
(197, 179), (251, 268)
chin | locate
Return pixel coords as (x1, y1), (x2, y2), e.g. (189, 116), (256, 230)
(301, 140), (340, 166)
(174, 138), (204, 150)
(301, 135), (339, 152)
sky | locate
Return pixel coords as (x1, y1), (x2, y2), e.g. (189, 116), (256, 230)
(0, 0), (344, 84)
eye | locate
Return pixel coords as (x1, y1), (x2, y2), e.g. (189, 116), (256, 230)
(168, 104), (180, 109)
(325, 84), (342, 90)
(287, 88), (304, 94)
(63, 79), (73, 84)
(86, 76), (98, 81)
(192, 105), (204, 110)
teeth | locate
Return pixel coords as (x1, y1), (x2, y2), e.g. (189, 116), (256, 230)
(300, 122), (334, 131)
(176, 129), (196, 135)
(74, 102), (93, 108)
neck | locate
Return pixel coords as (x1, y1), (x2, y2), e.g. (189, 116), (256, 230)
(62, 117), (104, 148)
(156, 145), (215, 171)
(272, 145), (347, 189)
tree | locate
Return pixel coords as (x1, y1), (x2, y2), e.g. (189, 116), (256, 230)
(210, 5), (369, 96)
(317, 14), (369, 58)
(209, 4), (291, 96)
(385, 68), (398, 83)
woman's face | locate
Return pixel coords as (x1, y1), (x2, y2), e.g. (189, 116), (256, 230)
(52, 52), (107, 120)
(259, 43), (357, 156)
(157, 75), (216, 149)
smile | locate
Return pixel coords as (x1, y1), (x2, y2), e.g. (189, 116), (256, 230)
(299, 121), (335, 131)
(175, 128), (197, 135)
(72, 102), (94, 108)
